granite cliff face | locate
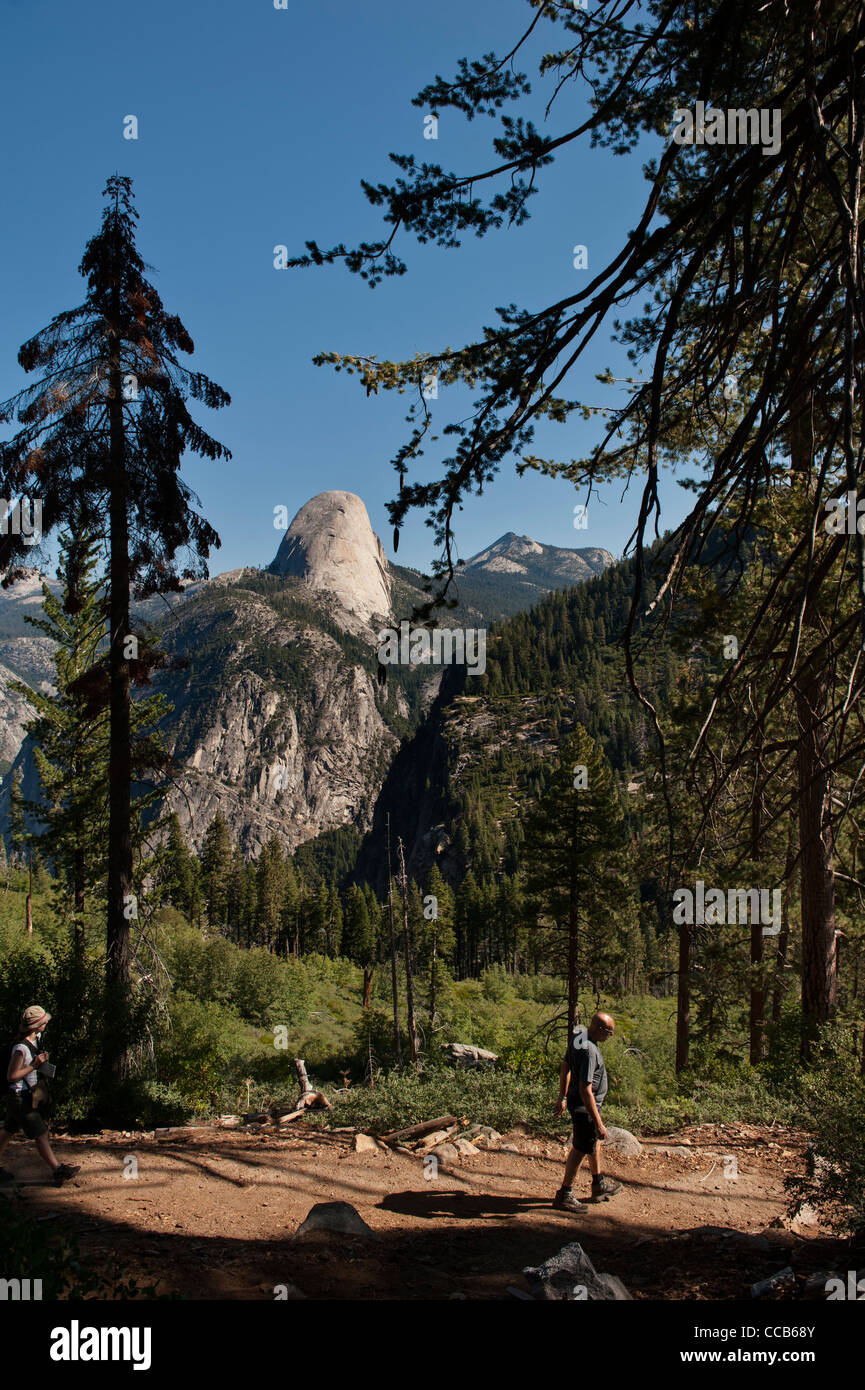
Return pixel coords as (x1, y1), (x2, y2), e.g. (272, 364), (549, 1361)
(150, 573), (400, 855)
(270, 491), (391, 628)
(0, 497), (615, 858)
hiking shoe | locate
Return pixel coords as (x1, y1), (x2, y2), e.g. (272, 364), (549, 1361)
(553, 1187), (587, 1213)
(591, 1175), (622, 1198)
(0, 1167), (15, 1185)
(52, 1164), (80, 1187)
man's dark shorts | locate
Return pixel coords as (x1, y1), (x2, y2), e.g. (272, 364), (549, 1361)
(568, 1104), (598, 1156)
(3, 1091), (48, 1140)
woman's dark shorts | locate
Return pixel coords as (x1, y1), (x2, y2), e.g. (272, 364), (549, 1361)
(3, 1091), (48, 1139)
(568, 1105), (598, 1155)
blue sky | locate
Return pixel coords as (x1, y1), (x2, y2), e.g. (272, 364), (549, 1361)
(0, 0), (688, 577)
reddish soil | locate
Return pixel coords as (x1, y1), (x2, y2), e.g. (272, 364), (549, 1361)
(8, 1121), (856, 1300)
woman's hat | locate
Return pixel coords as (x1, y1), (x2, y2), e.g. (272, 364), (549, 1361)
(20, 1005), (51, 1032)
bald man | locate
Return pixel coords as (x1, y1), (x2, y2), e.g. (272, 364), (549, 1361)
(553, 1011), (622, 1212)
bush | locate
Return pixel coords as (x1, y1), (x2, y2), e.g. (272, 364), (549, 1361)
(156, 992), (247, 1110)
(785, 1025), (865, 1234)
(231, 949), (309, 1027)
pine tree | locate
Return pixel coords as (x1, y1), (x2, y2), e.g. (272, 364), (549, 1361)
(160, 813), (200, 923)
(523, 725), (636, 1029)
(200, 813), (232, 930)
(0, 175), (230, 1093)
(256, 835), (286, 951)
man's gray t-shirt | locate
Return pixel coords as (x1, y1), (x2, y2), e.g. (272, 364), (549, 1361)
(565, 1032), (608, 1113)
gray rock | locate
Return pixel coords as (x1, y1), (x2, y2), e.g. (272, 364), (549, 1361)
(430, 1143), (459, 1163)
(353, 1133), (384, 1153)
(454, 1138), (480, 1157)
(751, 1266), (796, 1299)
(271, 491), (391, 625)
(602, 1126), (642, 1157)
(595, 1273), (633, 1301)
(524, 1242), (631, 1301)
(294, 1201), (376, 1239)
(440, 1043), (499, 1069)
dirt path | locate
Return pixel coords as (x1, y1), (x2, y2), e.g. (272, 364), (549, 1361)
(7, 1121), (849, 1299)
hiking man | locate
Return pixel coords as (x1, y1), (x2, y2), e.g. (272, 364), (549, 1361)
(553, 1010), (622, 1212)
(0, 1006), (79, 1186)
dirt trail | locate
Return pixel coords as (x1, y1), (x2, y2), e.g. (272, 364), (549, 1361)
(7, 1122), (848, 1299)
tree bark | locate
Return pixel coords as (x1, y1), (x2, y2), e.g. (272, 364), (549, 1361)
(674, 903), (692, 1073)
(386, 815), (402, 1066)
(749, 786), (768, 1064)
(398, 838), (420, 1068)
(25, 849), (32, 936)
(789, 398), (837, 1057)
(102, 256), (133, 1095)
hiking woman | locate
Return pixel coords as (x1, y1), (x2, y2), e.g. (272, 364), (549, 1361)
(0, 1005), (79, 1186)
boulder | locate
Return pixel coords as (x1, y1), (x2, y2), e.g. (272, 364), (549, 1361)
(454, 1138), (480, 1157)
(524, 1243), (632, 1301)
(430, 1143), (459, 1163)
(751, 1266), (796, 1299)
(294, 1202), (376, 1240)
(601, 1126), (642, 1157)
(353, 1133), (382, 1154)
(440, 1043), (499, 1069)
(595, 1273), (633, 1301)
(464, 1125), (502, 1146)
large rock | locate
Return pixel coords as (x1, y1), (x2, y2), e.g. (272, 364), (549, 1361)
(440, 1043), (499, 1069)
(430, 1143), (460, 1163)
(354, 1133), (385, 1153)
(601, 1126), (642, 1157)
(294, 1202), (376, 1239)
(271, 491), (391, 626)
(523, 1243), (632, 1301)
(454, 1138), (480, 1157)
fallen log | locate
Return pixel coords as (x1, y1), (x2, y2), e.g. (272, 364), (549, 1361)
(283, 1058), (331, 1114)
(381, 1114), (458, 1145)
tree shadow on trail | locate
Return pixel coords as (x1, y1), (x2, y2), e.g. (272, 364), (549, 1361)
(380, 1189), (561, 1220)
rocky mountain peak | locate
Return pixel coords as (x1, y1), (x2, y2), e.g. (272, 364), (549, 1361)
(270, 491), (391, 626)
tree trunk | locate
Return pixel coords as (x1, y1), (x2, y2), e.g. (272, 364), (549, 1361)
(386, 815), (402, 1066)
(748, 790), (767, 1064)
(25, 849), (32, 936)
(771, 820), (796, 1026)
(796, 655), (837, 1054)
(362, 966), (374, 1009)
(398, 838), (420, 1068)
(789, 396), (837, 1057)
(674, 903), (692, 1073)
(428, 925), (438, 1027)
(567, 801), (579, 1031)
(102, 293), (133, 1095)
